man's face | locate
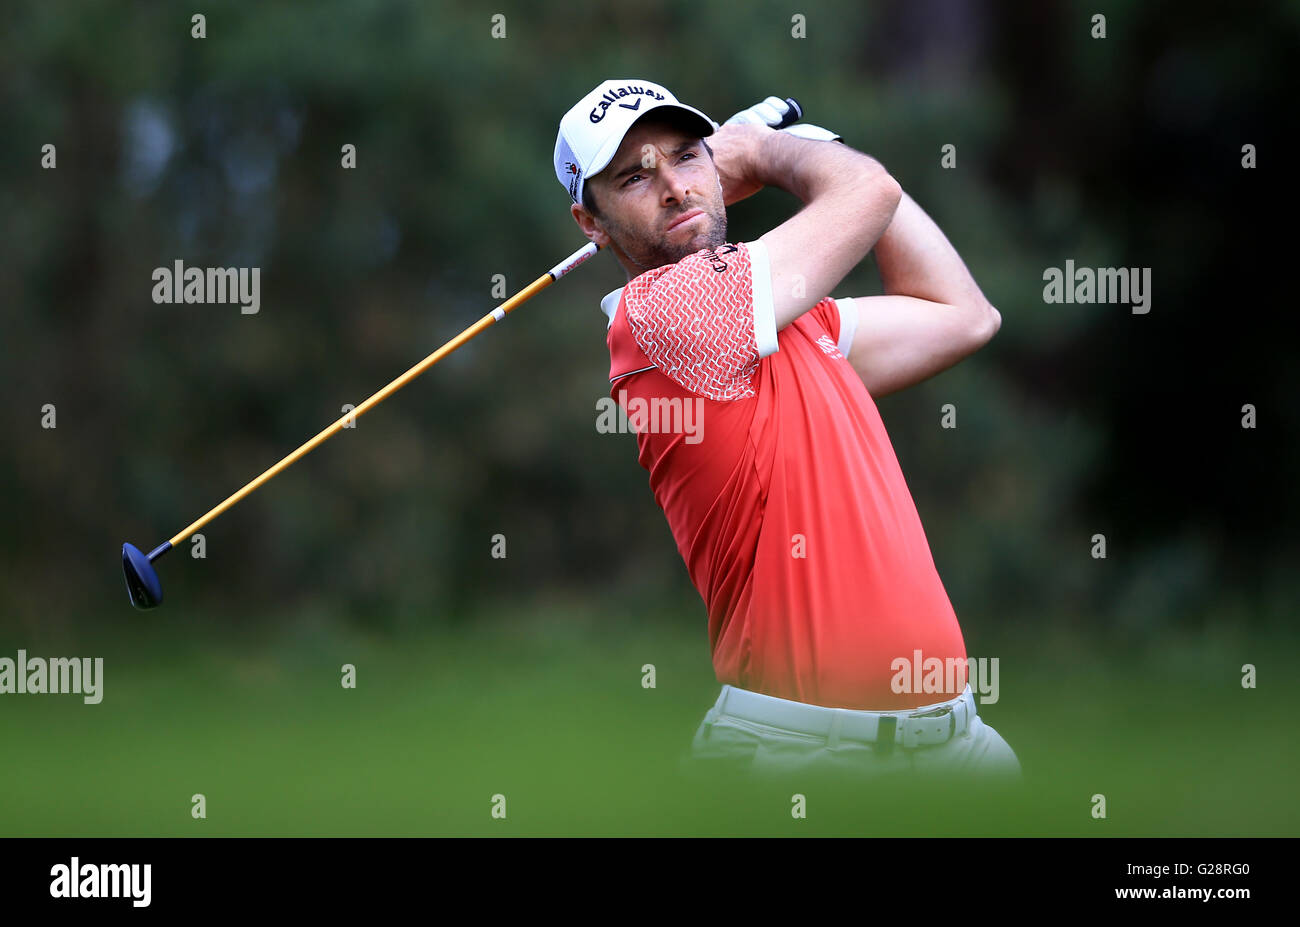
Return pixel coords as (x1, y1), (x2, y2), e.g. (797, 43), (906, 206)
(577, 117), (728, 273)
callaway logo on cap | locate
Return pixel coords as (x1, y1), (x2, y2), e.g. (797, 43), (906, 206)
(554, 79), (716, 206)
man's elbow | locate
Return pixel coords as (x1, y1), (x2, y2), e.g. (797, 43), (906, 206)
(969, 300), (1001, 349)
(845, 161), (902, 219)
(865, 167), (903, 217)
(985, 302), (1002, 338)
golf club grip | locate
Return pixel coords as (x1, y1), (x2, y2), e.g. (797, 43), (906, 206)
(774, 98), (803, 130)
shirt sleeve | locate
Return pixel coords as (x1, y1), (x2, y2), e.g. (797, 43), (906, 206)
(831, 296), (859, 357)
(621, 240), (777, 401)
(807, 297), (841, 344)
(805, 296), (861, 360)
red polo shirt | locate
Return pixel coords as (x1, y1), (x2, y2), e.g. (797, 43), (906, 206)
(602, 239), (967, 710)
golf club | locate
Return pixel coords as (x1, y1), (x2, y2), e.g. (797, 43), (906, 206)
(123, 95), (811, 609)
(122, 241), (601, 609)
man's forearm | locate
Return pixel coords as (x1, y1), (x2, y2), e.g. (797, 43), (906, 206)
(751, 133), (890, 206)
(873, 192), (991, 312)
(749, 133), (902, 329)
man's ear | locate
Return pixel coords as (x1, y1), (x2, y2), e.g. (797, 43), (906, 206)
(571, 202), (611, 247)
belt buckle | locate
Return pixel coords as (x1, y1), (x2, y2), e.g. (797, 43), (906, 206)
(903, 704), (954, 748)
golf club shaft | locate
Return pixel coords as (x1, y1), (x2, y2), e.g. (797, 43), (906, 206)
(165, 241), (601, 548)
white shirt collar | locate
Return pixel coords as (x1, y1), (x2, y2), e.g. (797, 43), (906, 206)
(599, 287), (625, 329)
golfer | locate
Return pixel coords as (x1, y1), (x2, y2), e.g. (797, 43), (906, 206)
(555, 79), (1019, 780)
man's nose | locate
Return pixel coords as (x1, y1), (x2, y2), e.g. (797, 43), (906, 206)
(658, 164), (691, 204)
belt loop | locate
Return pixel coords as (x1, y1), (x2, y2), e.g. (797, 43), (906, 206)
(704, 685), (731, 731)
(712, 685), (732, 723)
(875, 716), (897, 755)
(827, 709), (842, 748)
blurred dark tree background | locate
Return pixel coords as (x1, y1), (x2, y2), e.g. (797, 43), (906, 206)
(2, 0), (1294, 643)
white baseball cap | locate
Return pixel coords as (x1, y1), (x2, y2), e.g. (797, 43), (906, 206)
(554, 79), (716, 207)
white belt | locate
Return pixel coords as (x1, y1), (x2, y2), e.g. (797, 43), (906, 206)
(708, 684), (976, 750)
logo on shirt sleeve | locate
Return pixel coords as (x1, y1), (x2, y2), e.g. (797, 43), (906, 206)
(816, 334), (844, 359)
(700, 243), (739, 273)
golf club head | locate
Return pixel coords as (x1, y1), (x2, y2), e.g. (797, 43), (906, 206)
(122, 542), (164, 609)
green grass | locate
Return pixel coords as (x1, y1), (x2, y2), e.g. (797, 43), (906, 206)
(2, 607), (1296, 836)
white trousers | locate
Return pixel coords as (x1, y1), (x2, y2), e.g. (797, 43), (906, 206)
(685, 683), (1021, 782)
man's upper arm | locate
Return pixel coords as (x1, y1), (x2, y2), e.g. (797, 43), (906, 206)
(834, 293), (1001, 397)
(621, 241), (778, 401)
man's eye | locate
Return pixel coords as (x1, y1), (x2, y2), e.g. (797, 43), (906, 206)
(623, 174), (642, 187)
(680, 152), (695, 161)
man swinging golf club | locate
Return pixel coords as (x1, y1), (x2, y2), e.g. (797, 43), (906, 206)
(555, 78), (1019, 780)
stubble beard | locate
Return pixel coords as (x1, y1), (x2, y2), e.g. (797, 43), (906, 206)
(605, 200), (729, 274)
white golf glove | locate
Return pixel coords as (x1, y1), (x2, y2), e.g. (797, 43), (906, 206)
(724, 96), (798, 128)
(779, 122), (842, 142)
(718, 95), (843, 142)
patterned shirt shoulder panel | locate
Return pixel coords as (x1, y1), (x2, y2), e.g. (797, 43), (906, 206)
(621, 242), (773, 401)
